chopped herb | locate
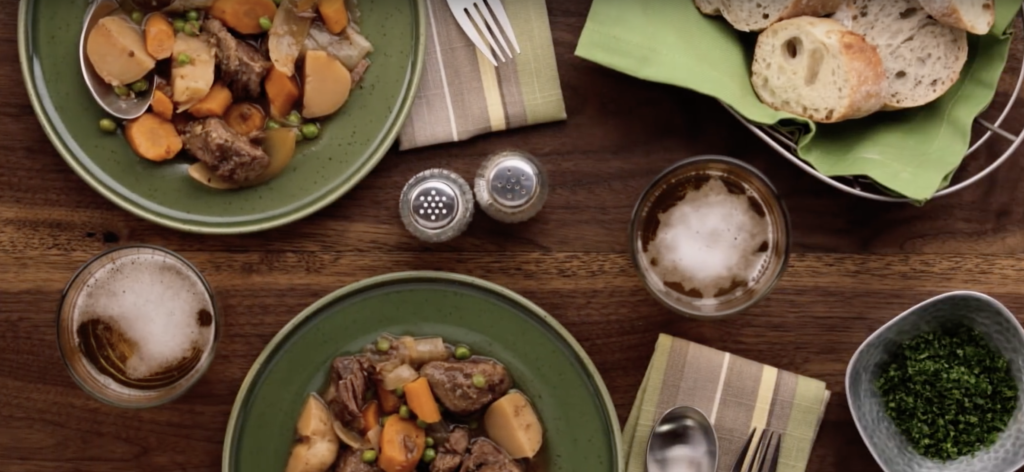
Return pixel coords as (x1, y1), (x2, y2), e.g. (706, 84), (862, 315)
(876, 323), (1017, 461)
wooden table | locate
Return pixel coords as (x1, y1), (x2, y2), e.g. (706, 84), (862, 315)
(5, 2), (1024, 471)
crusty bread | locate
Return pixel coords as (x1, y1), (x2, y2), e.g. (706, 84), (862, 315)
(750, 17), (886, 122)
(694, 0), (723, 15)
(919, 0), (995, 35)
(712, 0), (846, 32)
(833, 0), (968, 109)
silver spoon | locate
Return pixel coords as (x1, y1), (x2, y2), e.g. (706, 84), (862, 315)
(646, 405), (719, 472)
(80, 0), (156, 120)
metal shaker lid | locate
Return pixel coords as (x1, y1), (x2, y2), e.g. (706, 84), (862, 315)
(474, 150), (548, 223)
(400, 168), (474, 242)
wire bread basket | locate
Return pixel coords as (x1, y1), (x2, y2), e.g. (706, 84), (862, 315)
(723, 10), (1024, 203)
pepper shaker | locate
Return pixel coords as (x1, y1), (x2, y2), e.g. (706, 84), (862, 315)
(399, 168), (475, 243)
(474, 150), (549, 224)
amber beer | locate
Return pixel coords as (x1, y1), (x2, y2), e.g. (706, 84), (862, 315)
(58, 246), (218, 407)
(631, 156), (790, 318)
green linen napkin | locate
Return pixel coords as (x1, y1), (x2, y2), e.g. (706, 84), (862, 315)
(398, 0), (567, 150)
(624, 334), (831, 472)
(575, 0), (1019, 202)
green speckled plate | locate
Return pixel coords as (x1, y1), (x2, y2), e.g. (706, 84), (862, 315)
(223, 271), (623, 472)
(18, 0), (425, 234)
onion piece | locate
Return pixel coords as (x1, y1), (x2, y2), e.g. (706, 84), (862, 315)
(409, 337), (449, 366)
(332, 418), (370, 449)
(366, 425), (382, 451)
(381, 363), (418, 391)
(303, 22), (374, 71)
(269, 0), (313, 76)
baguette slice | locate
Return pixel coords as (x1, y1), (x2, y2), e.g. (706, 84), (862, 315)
(751, 17), (886, 123)
(833, 0), (968, 109)
(918, 0), (995, 35)
(694, 0), (722, 15)
(716, 0), (846, 32)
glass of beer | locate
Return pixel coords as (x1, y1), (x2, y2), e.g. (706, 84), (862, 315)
(630, 155), (791, 319)
(57, 245), (220, 408)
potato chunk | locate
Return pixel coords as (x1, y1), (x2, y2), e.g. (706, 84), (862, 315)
(86, 16), (156, 86)
(171, 33), (217, 111)
(301, 50), (351, 119)
(285, 394), (339, 472)
(483, 391), (544, 459)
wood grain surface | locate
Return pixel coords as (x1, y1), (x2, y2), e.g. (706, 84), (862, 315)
(4, 2), (1024, 471)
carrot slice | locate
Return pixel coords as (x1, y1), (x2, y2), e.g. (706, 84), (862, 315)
(151, 90), (174, 121)
(318, 0), (349, 34)
(208, 0), (278, 35)
(124, 113), (182, 162)
(264, 67), (300, 120)
(189, 82), (233, 118)
(361, 401), (380, 434)
(379, 416), (425, 472)
(144, 14), (175, 60)
(404, 377), (442, 423)
(377, 380), (401, 415)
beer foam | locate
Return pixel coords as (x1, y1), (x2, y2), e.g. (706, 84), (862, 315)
(74, 252), (213, 380)
(645, 176), (770, 299)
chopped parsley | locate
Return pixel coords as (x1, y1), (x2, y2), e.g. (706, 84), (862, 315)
(876, 323), (1018, 461)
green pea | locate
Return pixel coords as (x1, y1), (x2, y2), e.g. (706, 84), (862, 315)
(399, 404), (411, 419)
(300, 123), (319, 140)
(272, 0), (281, 5)
(185, 10), (199, 21)
(417, 419), (429, 429)
(454, 346), (471, 360)
(172, 18), (186, 33)
(380, 415), (389, 427)
(131, 11), (144, 24)
(259, 16), (273, 31)
(294, 130), (304, 142)
(265, 120), (280, 130)
(99, 118), (117, 133)
(286, 110), (302, 125)
(177, 53), (192, 66)
(184, 20), (201, 36)
(361, 449), (378, 463)
(130, 79), (149, 93)
(422, 448), (437, 463)
(395, 386), (404, 397)
(113, 85), (130, 97)
(472, 374), (486, 388)
(425, 437), (435, 447)
(376, 337), (391, 352)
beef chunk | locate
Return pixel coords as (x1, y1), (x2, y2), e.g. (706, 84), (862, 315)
(459, 439), (524, 472)
(431, 426), (470, 472)
(420, 360), (512, 415)
(335, 448), (381, 472)
(204, 18), (271, 99)
(328, 355), (374, 432)
(180, 118), (269, 183)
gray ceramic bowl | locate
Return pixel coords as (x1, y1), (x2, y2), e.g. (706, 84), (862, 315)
(847, 291), (1024, 472)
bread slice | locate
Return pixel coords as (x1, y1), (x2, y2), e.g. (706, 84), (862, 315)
(833, 0), (968, 109)
(715, 0), (846, 32)
(694, 0), (723, 16)
(751, 17), (886, 122)
(918, 0), (995, 35)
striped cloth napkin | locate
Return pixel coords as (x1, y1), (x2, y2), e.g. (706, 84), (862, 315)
(398, 0), (567, 150)
(624, 334), (832, 472)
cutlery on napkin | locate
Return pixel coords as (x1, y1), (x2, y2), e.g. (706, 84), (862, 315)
(624, 334), (831, 472)
(398, 0), (566, 150)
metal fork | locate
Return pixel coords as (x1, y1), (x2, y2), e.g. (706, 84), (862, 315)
(731, 428), (782, 472)
(446, 0), (521, 66)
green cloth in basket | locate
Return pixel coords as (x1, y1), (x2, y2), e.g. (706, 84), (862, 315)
(575, 0), (1020, 202)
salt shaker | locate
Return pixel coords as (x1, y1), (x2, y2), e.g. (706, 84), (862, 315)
(474, 150), (549, 223)
(399, 168), (475, 243)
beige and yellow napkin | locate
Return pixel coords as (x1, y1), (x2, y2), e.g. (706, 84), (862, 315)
(398, 0), (567, 150)
(625, 334), (831, 472)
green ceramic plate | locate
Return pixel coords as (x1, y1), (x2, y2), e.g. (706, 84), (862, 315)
(18, 0), (425, 234)
(222, 271), (623, 472)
